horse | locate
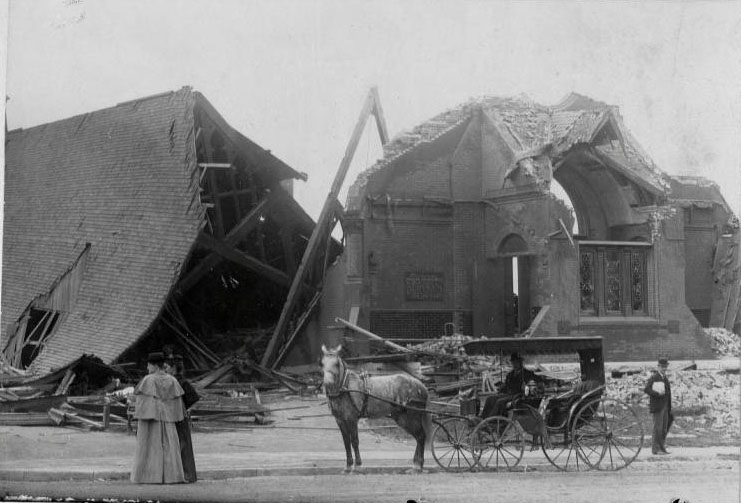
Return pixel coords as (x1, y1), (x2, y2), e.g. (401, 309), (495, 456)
(320, 344), (433, 473)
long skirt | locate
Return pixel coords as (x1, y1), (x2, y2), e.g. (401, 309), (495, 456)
(175, 417), (197, 483)
(131, 419), (185, 484)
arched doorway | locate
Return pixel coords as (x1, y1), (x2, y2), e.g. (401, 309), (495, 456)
(498, 234), (532, 337)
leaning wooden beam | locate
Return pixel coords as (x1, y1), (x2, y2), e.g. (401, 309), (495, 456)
(192, 364), (235, 388)
(335, 318), (411, 353)
(262, 87), (389, 368)
(162, 317), (221, 367)
(273, 291), (323, 367)
(196, 233), (292, 287)
(54, 370), (76, 396)
(177, 197), (276, 294)
(369, 86), (390, 145)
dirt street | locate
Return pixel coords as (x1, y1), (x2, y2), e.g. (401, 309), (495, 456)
(3, 455), (739, 503)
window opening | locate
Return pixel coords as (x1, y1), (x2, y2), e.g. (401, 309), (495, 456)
(4, 308), (62, 369)
(579, 243), (649, 317)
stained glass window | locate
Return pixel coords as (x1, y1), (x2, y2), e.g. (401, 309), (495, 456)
(580, 251), (595, 312)
(605, 250), (622, 312)
(579, 244), (649, 317)
(631, 251), (644, 312)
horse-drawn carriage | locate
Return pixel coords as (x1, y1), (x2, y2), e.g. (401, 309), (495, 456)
(320, 335), (643, 473)
(430, 336), (644, 472)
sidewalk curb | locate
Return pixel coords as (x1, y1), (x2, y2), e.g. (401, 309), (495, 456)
(1, 452), (735, 482)
(0, 465), (427, 482)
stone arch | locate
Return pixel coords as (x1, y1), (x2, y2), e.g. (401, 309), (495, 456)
(498, 233), (529, 256)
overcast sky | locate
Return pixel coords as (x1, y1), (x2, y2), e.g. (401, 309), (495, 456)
(2, 0), (740, 220)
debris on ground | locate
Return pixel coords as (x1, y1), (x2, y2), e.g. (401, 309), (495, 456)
(0, 351), (322, 430)
(607, 369), (740, 441)
(705, 327), (741, 357)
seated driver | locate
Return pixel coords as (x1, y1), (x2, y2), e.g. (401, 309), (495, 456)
(481, 352), (538, 418)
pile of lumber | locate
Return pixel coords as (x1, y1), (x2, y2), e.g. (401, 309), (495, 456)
(0, 350), (309, 430)
(407, 333), (474, 356)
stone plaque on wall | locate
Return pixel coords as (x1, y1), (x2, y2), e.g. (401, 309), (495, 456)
(404, 273), (444, 301)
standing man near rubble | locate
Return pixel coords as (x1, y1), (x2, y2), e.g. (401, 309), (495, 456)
(644, 357), (672, 455)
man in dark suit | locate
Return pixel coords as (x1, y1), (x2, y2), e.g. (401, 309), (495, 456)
(644, 357), (672, 455)
(481, 352), (537, 418)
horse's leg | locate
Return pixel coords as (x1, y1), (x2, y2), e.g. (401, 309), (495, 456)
(394, 410), (425, 472)
(335, 419), (354, 472)
(350, 420), (362, 471)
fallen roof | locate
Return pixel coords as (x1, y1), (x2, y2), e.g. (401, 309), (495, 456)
(347, 92), (669, 206)
(667, 175), (732, 211)
(2, 87), (304, 376)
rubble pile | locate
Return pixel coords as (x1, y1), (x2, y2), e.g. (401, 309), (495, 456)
(408, 333), (474, 356)
(607, 369), (740, 440)
(704, 327), (741, 357)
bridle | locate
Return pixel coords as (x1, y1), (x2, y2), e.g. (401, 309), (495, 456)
(322, 351), (371, 417)
(322, 352), (351, 397)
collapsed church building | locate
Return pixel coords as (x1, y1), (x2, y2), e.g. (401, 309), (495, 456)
(319, 93), (740, 362)
(2, 87), (340, 377)
(2, 88), (739, 380)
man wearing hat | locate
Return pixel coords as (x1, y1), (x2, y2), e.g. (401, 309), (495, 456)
(644, 357), (672, 455)
(481, 352), (538, 418)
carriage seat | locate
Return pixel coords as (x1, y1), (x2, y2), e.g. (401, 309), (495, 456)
(544, 379), (602, 427)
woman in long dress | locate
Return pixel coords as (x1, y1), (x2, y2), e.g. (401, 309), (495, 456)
(130, 352), (186, 484)
(165, 354), (200, 483)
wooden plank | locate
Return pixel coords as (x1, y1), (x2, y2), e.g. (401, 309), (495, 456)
(168, 326), (220, 367)
(208, 168), (226, 238)
(262, 87), (389, 369)
(0, 394), (67, 412)
(197, 233), (292, 287)
(193, 364), (235, 388)
(335, 318), (411, 353)
(280, 227), (298, 277)
(54, 370), (76, 395)
(370, 86), (390, 144)
(0, 412), (56, 426)
(49, 407), (105, 430)
(273, 291), (322, 367)
(167, 302), (221, 364)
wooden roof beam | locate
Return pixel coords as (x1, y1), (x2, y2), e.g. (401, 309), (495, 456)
(176, 196), (277, 294)
(196, 233), (292, 287)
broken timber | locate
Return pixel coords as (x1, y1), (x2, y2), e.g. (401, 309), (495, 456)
(262, 87), (389, 368)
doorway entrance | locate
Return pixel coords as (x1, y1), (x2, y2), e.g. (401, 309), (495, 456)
(498, 234), (532, 337)
(504, 255), (532, 336)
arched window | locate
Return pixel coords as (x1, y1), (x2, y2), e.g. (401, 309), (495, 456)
(498, 234), (528, 255)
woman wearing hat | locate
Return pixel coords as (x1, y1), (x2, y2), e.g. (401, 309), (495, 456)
(130, 352), (186, 483)
(165, 354), (200, 483)
(644, 358), (672, 455)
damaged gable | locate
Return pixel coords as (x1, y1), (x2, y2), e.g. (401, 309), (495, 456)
(349, 92), (669, 213)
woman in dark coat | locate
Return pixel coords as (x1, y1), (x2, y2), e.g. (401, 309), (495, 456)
(165, 354), (200, 483)
(131, 352), (185, 484)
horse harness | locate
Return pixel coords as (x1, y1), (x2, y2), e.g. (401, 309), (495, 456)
(325, 355), (371, 418)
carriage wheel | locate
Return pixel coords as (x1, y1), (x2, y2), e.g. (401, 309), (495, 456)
(541, 426), (591, 472)
(430, 417), (480, 472)
(572, 397), (644, 471)
(470, 416), (524, 471)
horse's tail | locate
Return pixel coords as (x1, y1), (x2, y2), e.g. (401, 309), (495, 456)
(422, 400), (434, 451)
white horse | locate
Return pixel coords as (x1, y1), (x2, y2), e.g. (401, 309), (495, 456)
(320, 344), (432, 472)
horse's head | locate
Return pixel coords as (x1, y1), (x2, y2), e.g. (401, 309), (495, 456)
(320, 344), (344, 394)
